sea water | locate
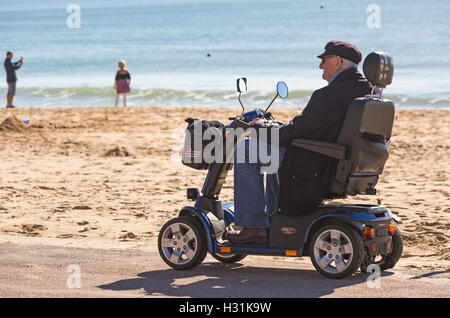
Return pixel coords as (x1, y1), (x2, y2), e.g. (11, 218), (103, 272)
(0, 0), (449, 108)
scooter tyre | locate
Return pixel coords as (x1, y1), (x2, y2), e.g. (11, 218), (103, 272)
(158, 216), (208, 270)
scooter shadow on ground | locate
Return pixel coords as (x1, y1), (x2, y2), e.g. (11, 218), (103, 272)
(98, 259), (394, 298)
(410, 269), (450, 280)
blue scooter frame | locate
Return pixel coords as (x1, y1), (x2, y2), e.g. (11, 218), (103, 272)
(179, 198), (401, 258)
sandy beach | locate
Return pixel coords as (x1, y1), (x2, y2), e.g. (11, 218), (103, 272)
(0, 106), (449, 271)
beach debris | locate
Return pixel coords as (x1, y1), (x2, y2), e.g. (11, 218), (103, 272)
(105, 146), (131, 157)
(0, 116), (27, 132)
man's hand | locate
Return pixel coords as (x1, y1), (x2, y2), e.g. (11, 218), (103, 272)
(250, 118), (264, 126)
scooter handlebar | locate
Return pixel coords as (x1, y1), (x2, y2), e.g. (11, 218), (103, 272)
(234, 118), (253, 129)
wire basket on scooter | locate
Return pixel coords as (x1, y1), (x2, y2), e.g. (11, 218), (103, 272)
(182, 118), (225, 170)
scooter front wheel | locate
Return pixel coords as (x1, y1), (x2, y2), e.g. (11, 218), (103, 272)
(158, 216), (207, 270)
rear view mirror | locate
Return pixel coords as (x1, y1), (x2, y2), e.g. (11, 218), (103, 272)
(277, 81), (288, 99)
(236, 78), (247, 93)
(265, 81), (289, 112)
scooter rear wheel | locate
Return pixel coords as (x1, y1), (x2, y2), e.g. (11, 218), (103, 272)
(158, 216), (207, 270)
(309, 224), (364, 279)
(211, 253), (247, 264)
(379, 229), (403, 270)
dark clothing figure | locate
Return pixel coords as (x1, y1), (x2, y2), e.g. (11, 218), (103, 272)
(115, 71), (131, 82)
(4, 58), (21, 83)
(254, 67), (377, 213)
(4, 55), (22, 107)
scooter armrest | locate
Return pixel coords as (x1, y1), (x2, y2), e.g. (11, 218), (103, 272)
(291, 139), (346, 160)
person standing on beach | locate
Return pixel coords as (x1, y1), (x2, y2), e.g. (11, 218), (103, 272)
(4, 51), (23, 108)
(114, 60), (130, 107)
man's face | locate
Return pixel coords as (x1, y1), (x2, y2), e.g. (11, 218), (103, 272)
(319, 55), (342, 82)
(7, 53), (13, 59)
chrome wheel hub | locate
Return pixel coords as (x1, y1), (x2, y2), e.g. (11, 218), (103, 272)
(313, 229), (354, 274)
(161, 222), (197, 265)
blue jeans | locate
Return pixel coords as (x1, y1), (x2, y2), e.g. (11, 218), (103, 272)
(233, 138), (286, 229)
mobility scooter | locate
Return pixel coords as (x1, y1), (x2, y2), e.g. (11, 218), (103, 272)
(158, 52), (403, 279)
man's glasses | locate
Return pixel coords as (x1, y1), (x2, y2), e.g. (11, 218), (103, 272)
(320, 55), (337, 64)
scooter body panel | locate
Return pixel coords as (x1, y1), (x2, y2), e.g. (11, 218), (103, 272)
(180, 200), (398, 258)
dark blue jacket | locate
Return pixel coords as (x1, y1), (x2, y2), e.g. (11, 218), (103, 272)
(259, 67), (376, 214)
(4, 58), (21, 83)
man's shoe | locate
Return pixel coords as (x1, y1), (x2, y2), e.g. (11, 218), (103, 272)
(226, 227), (268, 244)
(222, 223), (243, 240)
(6, 105), (16, 108)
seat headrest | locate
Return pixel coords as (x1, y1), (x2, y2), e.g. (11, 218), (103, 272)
(363, 52), (394, 88)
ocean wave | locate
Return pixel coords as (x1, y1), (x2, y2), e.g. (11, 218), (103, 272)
(13, 87), (312, 98)
(0, 87), (448, 109)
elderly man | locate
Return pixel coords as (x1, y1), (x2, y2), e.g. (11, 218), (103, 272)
(4, 51), (23, 108)
(227, 40), (376, 244)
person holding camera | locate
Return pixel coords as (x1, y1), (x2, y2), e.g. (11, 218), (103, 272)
(4, 51), (23, 108)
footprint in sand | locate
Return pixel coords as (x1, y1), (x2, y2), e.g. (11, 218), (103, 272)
(119, 231), (138, 240)
(421, 221), (441, 227)
(73, 205), (92, 210)
(38, 185), (56, 190)
(57, 234), (74, 238)
(19, 224), (47, 236)
(57, 233), (87, 238)
(78, 227), (98, 233)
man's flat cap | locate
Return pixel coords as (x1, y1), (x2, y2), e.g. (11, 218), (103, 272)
(317, 40), (362, 64)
